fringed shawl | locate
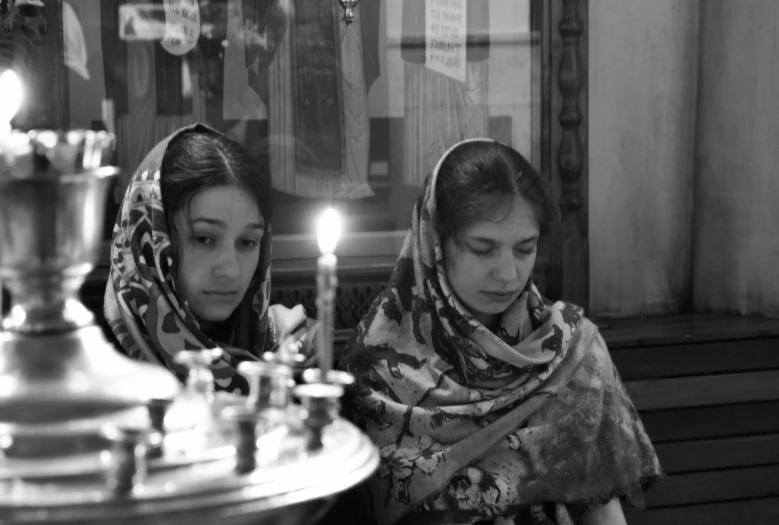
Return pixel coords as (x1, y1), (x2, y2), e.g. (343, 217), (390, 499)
(340, 139), (663, 524)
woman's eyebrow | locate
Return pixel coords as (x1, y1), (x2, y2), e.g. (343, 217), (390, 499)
(191, 217), (226, 228)
(467, 236), (498, 244)
(517, 235), (539, 245)
(190, 218), (265, 231)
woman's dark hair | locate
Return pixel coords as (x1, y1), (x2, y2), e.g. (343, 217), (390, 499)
(433, 140), (556, 245)
(160, 130), (272, 253)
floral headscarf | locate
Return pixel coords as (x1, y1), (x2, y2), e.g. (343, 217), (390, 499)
(340, 139), (664, 524)
(103, 123), (273, 394)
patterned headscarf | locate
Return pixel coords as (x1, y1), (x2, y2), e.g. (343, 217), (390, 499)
(103, 123), (273, 394)
(340, 139), (664, 525)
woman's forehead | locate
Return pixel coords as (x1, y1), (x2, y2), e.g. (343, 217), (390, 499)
(460, 198), (539, 242)
(188, 186), (263, 226)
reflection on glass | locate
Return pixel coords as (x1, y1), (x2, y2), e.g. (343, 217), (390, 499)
(6, 0), (539, 238)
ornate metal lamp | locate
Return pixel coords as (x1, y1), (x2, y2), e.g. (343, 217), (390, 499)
(0, 70), (378, 525)
(338, 0), (359, 27)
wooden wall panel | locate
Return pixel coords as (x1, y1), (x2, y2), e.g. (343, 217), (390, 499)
(611, 338), (779, 380)
(640, 401), (779, 443)
(624, 497), (779, 525)
(625, 370), (779, 411)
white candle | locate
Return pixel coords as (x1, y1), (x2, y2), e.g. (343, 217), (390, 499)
(101, 98), (115, 135)
(315, 208), (342, 380)
(0, 70), (22, 137)
(0, 69), (24, 323)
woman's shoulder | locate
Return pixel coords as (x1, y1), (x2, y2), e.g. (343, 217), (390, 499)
(575, 315), (601, 338)
(566, 314), (615, 368)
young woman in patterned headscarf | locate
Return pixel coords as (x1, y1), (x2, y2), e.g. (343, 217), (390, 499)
(338, 139), (663, 525)
(104, 123), (310, 394)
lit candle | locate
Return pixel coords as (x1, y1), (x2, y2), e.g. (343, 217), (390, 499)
(315, 208), (342, 380)
(0, 69), (22, 137)
(0, 69), (24, 322)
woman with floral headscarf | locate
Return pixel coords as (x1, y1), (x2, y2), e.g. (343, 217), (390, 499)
(104, 123), (311, 394)
(338, 139), (663, 524)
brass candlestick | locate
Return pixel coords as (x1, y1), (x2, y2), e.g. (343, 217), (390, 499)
(0, 128), (182, 457)
(0, 71), (378, 525)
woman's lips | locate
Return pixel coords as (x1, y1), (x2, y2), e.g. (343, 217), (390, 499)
(204, 290), (240, 299)
(481, 290), (518, 300)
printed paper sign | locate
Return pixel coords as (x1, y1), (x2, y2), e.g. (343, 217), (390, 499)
(161, 0), (200, 56)
(425, 0), (467, 82)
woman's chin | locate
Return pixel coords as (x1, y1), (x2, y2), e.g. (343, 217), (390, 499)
(476, 298), (516, 314)
(195, 307), (234, 324)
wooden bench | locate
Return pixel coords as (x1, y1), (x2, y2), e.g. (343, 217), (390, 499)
(599, 315), (779, 524)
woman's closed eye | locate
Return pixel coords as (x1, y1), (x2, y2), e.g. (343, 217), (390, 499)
(514, 244), (537, 256)
(471, 246), (495, 257)
(470, 244), (536, 258)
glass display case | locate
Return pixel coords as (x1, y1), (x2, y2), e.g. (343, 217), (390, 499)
(0, 1), (588, 521)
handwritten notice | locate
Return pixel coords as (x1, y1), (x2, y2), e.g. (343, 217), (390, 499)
(162, 0), (200, 56)
(425, 0), (467, 82)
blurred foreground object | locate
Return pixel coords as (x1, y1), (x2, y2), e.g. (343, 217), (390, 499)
(0, 109), (378, 524)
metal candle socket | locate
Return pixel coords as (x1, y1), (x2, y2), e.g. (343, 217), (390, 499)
(145, 398), (174, 459)
(302, 368), (355, 418)
(174, 348), (224, 402)
(238, 360), (294, 411)
(100, 423), (163, 497)
(293, 383), (344, 451)
(221, 405), (262, 474)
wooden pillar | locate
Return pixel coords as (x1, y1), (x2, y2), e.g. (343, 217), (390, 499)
(549, 0), (588, 308)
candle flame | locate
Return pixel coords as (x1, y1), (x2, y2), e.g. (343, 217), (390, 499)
(316, 208), (342, 255)
(0, 70), (23, 128)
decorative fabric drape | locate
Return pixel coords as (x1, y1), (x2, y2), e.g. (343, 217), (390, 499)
(589, 0), (779, 318)
(401, 0), (490, 186)
(588, 0), (699, 317)
(63, 1), (89, 81)
(222, 0), (288, 121)
(692, 0), (779, 317)
(101, 0), (205, 198)
(114, 40), (203, 196)
(264, 0), (374, 199)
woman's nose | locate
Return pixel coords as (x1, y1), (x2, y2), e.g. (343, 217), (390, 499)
(492, 251), (519, 282)
(213, 248), (240, 279)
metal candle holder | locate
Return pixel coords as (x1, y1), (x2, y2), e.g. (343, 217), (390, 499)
(338, 0), (359, 26)
(0, 129), (378, 525)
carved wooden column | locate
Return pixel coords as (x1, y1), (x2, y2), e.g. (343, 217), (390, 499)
(552, 0), (588, 308)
